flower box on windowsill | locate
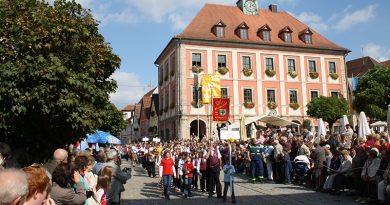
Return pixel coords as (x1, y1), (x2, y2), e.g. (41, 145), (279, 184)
(289, 102), (300, 110)
(242, 67), (253, 77)
(267, 101), (278, 110)
(309, 72), (319, 79)
(288, 71), (298, 78)
(192, 66), (203, 73)
(191, 100), (203, 108)
(244, 101), (255, 109)
(217, 67), (229, 75)
(170, 103), (175, 110)
(170, 70), (175, 76)
(265, 69), (276, 77)
(329, 73), (338, 80)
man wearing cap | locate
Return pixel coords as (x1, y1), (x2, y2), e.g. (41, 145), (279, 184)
(247, 137), (265, 184)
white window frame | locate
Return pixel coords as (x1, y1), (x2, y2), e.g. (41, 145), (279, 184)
(284, 33), (292, 43)
(240, 28), (248, 39)
(262, 30), (270, 41)
(191, 52), (202, 67)
(217, 54), (227, 68)
(216, 26), (224, 38)
(242, 55), (252, 70)
(310, 90), (319, 101)
(308, 59), (317, 73)
(288, 89), (299, 104)
(265, 57), (275, 71)
(266, 88), (277, 103)
(287, 58), (296, 72)
(243, 88), (253, 102)
(330, 91), (340, 98)
(304, 34), (312, 44)
(221, 87), (229, 99)
(328, 61), (337, 74)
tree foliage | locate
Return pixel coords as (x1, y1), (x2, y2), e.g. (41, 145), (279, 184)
(306, 96), (349, 130)
(354, 65), (390, 121)
(0, 0), (126, 161)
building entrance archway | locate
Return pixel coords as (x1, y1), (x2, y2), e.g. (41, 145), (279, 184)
(190, 120), (206, 140)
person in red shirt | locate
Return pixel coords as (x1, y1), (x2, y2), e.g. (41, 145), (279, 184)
(159, 150), (176, 200)
(182, 153), (195, 198)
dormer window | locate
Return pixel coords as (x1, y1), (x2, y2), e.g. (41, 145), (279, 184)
(279, 26), (293, 43)
(299, 28), (313, 44)
(257, 24), (272, 41)
(235, 22), (249, 39)
(212, 20), (226, 38)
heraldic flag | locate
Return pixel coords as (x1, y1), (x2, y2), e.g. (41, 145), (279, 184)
(201, 74), (221, 103)
(213, 98), (230, 121)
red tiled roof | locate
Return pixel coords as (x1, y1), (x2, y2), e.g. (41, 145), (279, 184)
(122, 105), (135, 111)
(346, 56), (379, 78)
(178, 4), (348, 52)
(381, 60), (390, 68)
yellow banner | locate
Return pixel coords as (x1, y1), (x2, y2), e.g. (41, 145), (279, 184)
(202, 74), (221, 103)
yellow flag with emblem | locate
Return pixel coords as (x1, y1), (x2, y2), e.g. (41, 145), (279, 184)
(201, 74), (221, 103)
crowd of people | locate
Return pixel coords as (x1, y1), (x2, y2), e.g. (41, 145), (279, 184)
(1, 124), (390, 205)
(0, 143), (131, 205)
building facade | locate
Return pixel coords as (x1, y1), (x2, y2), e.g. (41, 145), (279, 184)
(155, 1), (349, 140)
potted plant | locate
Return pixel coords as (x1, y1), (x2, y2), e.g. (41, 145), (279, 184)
(242, 67), (253, 77)
(170, 102), (175, 110)
(329, 72), (338, 80)
(309, 72), (319, 79)
(192, 66), (203, 73)
(170, 69), (175, 76)
(217, 67), (229, 75)
(191, 100), (203, 108)
(267, 101), (278, 110)
(265, 69), (276, 77)
(244, 100), (255, 109)
(289, 102), (300, 110)
(288, 70), (298, 78)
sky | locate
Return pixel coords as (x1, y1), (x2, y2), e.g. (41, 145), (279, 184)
(54, 0), (390, 109)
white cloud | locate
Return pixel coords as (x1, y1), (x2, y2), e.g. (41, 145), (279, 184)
(295, 12), (328, 32)
(109, 71), (145, 109)
(362, 43), (390, 62)
(334, 5), (376, 31)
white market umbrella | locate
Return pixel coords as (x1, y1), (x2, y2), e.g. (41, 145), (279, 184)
(387, 105), (390, 134)
(316, 118), (326, 143)
(341, 115), (349, 133)
(240, 114), (247, 141)
(258, 115), (298, 127)
(358, 111), (371, 140)
(371, 121), (387, 127)
(250, 123), (257, 139)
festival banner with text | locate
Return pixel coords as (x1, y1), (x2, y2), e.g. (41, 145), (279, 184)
(201, 74), (221, 103)
(213, 98), (230, 121)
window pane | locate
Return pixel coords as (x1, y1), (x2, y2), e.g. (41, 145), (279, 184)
(311, 91), (319, 100)
(218, 55), (227, 68)
(285, 33), (292, 43)
(266, 58), (274, 70)
(329, 62), (336, 73)
(289, 90), (298, 103)
(267, 90), (276, 102)
(331, 92), (339, 98)
(243, 56), (251, 69)
(165, 62), (169, 76)
(216, 27), (224, 37)
(240, 29), (248, 39)
(221, 88), (228, 98)
(309, 60), (317, 72)
(263, 31), (270, 41)
(305, 34), (312, 44)
(244, 89), (252, 102)
(288, 59), (296, 71)
(192, 53), (201, 67)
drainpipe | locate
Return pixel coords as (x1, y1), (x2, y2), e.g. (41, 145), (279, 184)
(176, 38), (182, 140)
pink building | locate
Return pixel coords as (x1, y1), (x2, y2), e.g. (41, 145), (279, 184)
(155, 1), (349, 140)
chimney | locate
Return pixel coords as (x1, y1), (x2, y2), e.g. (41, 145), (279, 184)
(269, 4), (277, 12)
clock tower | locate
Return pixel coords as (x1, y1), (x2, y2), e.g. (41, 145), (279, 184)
(237, 0), (259, 16)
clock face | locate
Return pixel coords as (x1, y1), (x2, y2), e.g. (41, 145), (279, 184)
(244, 1), (256, 12)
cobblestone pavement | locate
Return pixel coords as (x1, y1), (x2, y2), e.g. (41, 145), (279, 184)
(120, 160), (358, 205)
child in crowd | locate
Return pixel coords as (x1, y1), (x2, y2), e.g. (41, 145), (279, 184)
(182, 153), (195, 198)
(222, 159), (236, 203)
